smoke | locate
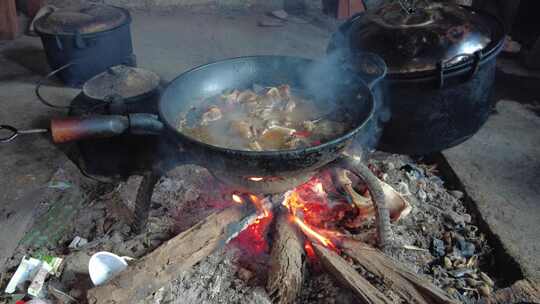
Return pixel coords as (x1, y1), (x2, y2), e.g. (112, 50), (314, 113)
(300, 47), (391, 155)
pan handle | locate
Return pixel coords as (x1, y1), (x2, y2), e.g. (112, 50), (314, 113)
(50, 114), (163, 144)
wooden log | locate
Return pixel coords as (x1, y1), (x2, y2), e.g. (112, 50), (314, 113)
(87, 205), (256, 304)
(266, 212), (305, 304)
(341, 239), (459, 304)
(480, 279), (540, 304)
(0, 0), (18, 40)
(312, 243), (392, 304)
(339, 155), (392, 249)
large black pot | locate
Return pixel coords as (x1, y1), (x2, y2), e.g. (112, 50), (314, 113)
(34, 4), (135, 87)
(329, 3), (505, 155)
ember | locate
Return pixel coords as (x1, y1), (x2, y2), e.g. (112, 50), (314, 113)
(231, 193), (243, 204)
(230, 212), (273, 256)
(230, 193), (273, 257)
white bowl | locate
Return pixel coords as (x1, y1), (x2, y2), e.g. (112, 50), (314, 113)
(88, 251), (129, 286)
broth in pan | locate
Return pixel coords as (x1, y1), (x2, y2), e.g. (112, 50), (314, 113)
(177, 84), (352, 151)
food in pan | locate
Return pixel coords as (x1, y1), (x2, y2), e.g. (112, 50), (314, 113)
(177, 84), (349, 151)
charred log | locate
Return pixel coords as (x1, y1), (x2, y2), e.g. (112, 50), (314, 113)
(339, 155), (392, 249)
(266, 212), (306, 304)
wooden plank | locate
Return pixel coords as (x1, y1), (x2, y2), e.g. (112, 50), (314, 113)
(341, 239), (458, 304)
(0, 0), (18, 40)
(313, 243), (392, 304)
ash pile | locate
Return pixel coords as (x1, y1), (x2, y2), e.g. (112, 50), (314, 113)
(0, 152), (501, 304)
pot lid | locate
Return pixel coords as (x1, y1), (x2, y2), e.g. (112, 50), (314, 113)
(34, 4), (129, 35)
(83, 65), (160, 101)
(346, 2), (504, 74)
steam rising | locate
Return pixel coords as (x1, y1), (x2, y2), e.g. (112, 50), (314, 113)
(301, 48), (391, 154)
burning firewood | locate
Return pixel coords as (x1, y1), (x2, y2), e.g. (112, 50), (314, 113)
(266, 212), (305, 304)
(340, 238), (459, 304)
(334, 168), (373, 213)
(87, 203), (268, 304)
(335, 168), (412, 222)
(312, 243), (393, 304)
(338, 155), (392, 249)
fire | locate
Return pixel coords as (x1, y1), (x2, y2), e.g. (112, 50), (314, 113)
(230, 193), (273, 257)
(248, 177), (264, 182)
(249, 194), (270, 217)
(312, 182), (324, 195)
(232, 194), (243, 204)
(304, 241), (316, 260)
(292, 216), (336, 250)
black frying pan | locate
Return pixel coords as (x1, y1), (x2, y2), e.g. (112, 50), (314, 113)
(2, 55), (386, 178)
(157, 55), (386, 177)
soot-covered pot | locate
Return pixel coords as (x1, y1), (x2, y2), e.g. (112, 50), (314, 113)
(329, 2), (505, 155)
(69, 66), (162, 180)
(34, 4), (135, 87)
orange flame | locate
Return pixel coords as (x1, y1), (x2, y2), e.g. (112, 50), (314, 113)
(282, 191), (304, 215)
(232, 194), (243, 204)
(248, 194), (270, 217)
(292, 216), (336, 250)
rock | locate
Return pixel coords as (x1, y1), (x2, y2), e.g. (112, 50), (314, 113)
(478, 284), (492, 297)
(269, 9), (288, 20)
(110, 231), (124, 244)
(457, 239), (476, 258)
(400, 164), (423, 180)
(417, 189), (427, 202)
(60, 251), (93, 290)
(258, 16), (286, 27)
(383, 162), (395, 172)
(431, 238), (446, 257)
(466, 278), (481, 287)
(453, 257), (466, 268)
(445, 287), (458, 296)
(444, 256), (453, 269)
(479, 271), (495, 287)
(449, 190), (464, 200)
(397, 182), (411, 196)
(455, 278), (467, 289)
(443, 210), (467, 225)
(449, 268), (474, 278)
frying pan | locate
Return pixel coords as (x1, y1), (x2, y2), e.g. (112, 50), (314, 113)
(1, 55), (386, 178)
